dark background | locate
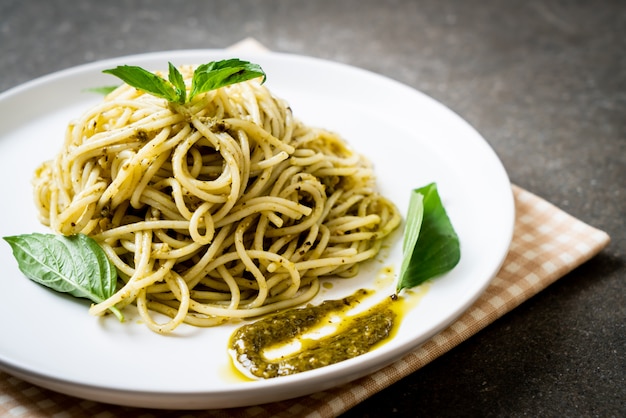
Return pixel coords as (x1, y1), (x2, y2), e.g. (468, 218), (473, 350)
(1, 1), (624, 416)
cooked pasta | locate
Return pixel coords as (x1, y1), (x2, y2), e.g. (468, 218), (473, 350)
(32, 65), (401, 333)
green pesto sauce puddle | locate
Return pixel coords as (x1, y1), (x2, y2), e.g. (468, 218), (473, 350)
(228, 287), (412, 379)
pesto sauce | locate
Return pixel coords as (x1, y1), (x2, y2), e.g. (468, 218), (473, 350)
(228, 289), (398, 379)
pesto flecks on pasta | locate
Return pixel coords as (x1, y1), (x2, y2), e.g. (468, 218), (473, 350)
(32, 65), (401, 333)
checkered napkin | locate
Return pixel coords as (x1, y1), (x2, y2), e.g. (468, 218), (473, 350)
(0, 40), (611, 418)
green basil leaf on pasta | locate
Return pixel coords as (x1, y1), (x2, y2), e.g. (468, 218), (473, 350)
(102, 59), (266, 105)
(83, 85), (119, 95)
(167, 62), (187, 104)
(103, 64), (181, 103)
(189, 59), (266, 101)
(3, 233), (123, 320)
(397, 183), (461, 292)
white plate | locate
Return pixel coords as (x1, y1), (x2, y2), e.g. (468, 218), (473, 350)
(0, 50), (514, 409)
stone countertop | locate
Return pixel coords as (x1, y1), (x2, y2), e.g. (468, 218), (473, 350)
(1, 0), (624, 416)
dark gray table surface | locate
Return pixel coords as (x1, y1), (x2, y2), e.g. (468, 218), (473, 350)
(1, 1), (624, 417)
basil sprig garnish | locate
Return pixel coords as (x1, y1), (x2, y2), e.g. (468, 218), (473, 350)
(83, 85), (119, 95)
(397, 183), (461, 292)
(102, 58), (266, 104)
(3, 233), (123, 321)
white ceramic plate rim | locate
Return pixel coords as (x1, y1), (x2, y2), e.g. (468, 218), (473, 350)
(0, 50), (514, 409)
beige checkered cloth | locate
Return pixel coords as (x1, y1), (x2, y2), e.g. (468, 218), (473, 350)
(0, 184), (610, 417)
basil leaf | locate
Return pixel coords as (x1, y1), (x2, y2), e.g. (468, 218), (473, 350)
(103, 64), (180, 103)
(83, 85), (119, 95)
(397, 183), (461, 292)
(3, 233), (123, 320)
(167, 61), (187, 104)
(102, 59), (266, 105)
(398, 190), (424, 283)
(189, 58), (266, 101)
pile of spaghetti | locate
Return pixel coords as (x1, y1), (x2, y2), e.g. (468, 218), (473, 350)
(33, 65), (401, 333)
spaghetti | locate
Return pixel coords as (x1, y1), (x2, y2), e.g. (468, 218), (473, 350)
(33, 65), (401, 333)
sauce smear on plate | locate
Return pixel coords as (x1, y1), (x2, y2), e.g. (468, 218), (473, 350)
(229, 288), (403, 379)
